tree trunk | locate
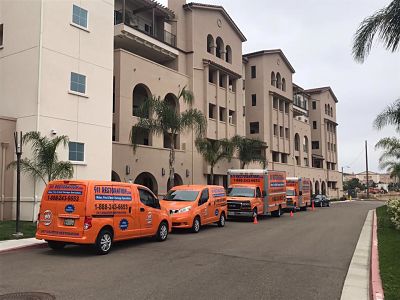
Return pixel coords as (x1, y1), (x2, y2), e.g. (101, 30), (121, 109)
(241, 161), (245, 169)
(210, 165), (214, 185)
(169, 133), (175, 190)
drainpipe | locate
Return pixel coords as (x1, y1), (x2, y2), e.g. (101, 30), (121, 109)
(1, 142), (9, 221)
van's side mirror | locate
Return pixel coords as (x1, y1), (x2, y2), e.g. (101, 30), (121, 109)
(299, 191), (303, 196)
(262, 191), (266, 197)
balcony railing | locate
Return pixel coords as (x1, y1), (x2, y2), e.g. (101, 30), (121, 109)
(114, 10), (176, 47)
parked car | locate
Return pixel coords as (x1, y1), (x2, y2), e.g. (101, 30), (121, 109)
(312, 195), (330, 207)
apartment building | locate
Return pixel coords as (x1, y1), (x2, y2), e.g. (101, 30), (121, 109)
(345, 171), (395, 185)
(243, 50), (341, 197)
(0, 0), (114, 220)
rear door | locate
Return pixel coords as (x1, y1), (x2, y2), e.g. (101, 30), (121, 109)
(211, 187), (227, 219)
(138, 188), (161, 236)
(38, 181), (86, 238)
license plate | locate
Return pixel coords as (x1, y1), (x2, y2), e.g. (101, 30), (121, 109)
(64, 218), (75, 226)
(228, 211), (235, 216)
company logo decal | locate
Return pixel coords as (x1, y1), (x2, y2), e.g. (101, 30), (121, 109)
(215, 209), (219, 216)
(146, 212), (153, 225)
(65, 204), (75, 213)
(119, 219), (129, 231)
(43, 210), (52, 226)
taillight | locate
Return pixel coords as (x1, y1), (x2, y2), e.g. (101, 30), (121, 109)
(84, 216), (92, 230)
(37, 213), (40, 227)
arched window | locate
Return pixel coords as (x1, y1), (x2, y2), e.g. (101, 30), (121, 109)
(163, 93), (180, 150)
(207, 34), (214, 54)
(325, 104), (328, 114)
(303, 136), (309, 153)
(225, 45), (232, 63)
(216, 37), (224, 59)
(276, 73), (282, 89)
(271, 72), (276, 86)
(282, 78), (286, 91)
(132, 84), (151, 118)
(330, 107), (333, 116)
(294, 133), (300, 151)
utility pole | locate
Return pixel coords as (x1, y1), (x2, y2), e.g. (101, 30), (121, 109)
(341, 166), (344, 196)
(13, 131), (23, 238)
(365, 140), (369, 199)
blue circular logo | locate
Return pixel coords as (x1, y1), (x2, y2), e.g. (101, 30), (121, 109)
(119, 219), (129, 231)
(65, 204), (75, 213)
(215, 209), (219, 216)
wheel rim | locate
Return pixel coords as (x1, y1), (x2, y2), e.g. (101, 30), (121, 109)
(278, 207), (281, 216)
(160, 224), (168, 240)
(220, 214), (225, 226)
(194, 219), (200, 232)
(100, 233), (112, 252)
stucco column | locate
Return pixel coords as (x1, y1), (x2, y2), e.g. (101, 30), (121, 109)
(1, 142), (9, 221)
(224, 74), (229, 136)
(215, 69), (220, 139)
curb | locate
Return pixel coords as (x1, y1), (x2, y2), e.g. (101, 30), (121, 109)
(0, 238), (46, 254)
(370, 210), (384, 300)
(341, 210), (373, 300)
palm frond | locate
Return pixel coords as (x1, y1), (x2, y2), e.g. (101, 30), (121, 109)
(51, 161), (74, 181)
(180, 109), (207, 137)
(373, 99), (400, 131)
(177, 86), (194, 105)
(7, 158), (47, 184)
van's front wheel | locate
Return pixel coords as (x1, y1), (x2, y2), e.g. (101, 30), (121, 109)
(47, 241), (65, 250)
(191, 216), (201, 233)
(156, 221), (168, 242)
(217, 213), (226, 227)
(95, 229), (113, 255)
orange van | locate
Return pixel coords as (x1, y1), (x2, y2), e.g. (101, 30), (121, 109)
(160, 185), (227, 233)
(36, 180), (171, 254)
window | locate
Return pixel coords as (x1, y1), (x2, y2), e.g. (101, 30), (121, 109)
(279, 126), (283, 137)
(273, 97), (278, 109)
(313, 121), (317, 129)
(251, 94), (257, 106)
(279, 100), (284, 112)
(272, 152), (280, 162)
(330, 107), (333, 116)
(284, 102), (289, 114)
(209, 69), (216, 84)
(219, 74), (226, 88)
(70, 72), (86, 94)
(225, 45), (232, 63)
(219, 107), (226, 122)
(69, 142), (84, 162)
(250, 122), (259, 134)
(209, 103), (216, 119)
(256, 187), (262, 198)
(312, 141), (320, 149)
(199, 189), (209, 205)
(303, 136), (309, 153)
(276, 73), (281, 89)
(312, 101), (316, 110)
(295, 156), (300, 165)
(271, 72), (276, 86)
(285, 128), (289, 139)
(229, 110), (236, 125)
(72, 5), (88, 29)
(281, 153), (288, 163)
(207, 34), (214, 54)
(273, 124), (278, 136)
(0, 24), (3, 47)
(282, 78), (286, 91)
(304, 157), (309, 167)
(139, 189), (160, 209)
(216, 37), (224, 59)
(251, 66), (256, 78)
(228, 78), (235, 92)
(294, 134), (300, 151)
(327, 162), (331, 170)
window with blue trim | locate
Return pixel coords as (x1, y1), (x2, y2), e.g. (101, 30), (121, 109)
(72, 5), (88, 28)
(69, 142), (85, 162)
(70, 72), (86, 94)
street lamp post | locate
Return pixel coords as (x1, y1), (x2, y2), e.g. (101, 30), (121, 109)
(13, 131), (23, 238)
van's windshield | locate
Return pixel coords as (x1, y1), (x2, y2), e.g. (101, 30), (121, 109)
(286, 190), (296, 196)
(227, 187), (255, 197)
(164, 190), (199, 202)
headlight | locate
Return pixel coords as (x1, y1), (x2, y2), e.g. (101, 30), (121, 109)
(177, 206), (191, 213)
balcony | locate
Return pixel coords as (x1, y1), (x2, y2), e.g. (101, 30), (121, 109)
(114, 0), (178, 64)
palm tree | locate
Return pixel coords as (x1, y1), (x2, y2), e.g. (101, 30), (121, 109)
(8, 131), (73, 184)
(195, 138), (234, 184)
(380, 160), (400, 182)
(352, 0), (400, 62)
(374, 98), (400, 132)
(131, 87), (206, 189)
(232, 135), (268, 169)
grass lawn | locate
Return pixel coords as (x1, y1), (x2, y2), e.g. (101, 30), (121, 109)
(0, 220), (37, 241)
(376, 205), (400, 300)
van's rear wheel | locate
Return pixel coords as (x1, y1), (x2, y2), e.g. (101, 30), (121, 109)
(47, 241), (65, 250)
(191, 216), (201, 233)
(272, 206), (282, 217)
(95, 229), (113, 255)
(217, 213), (226, 227)
(156, 221), (168, 242)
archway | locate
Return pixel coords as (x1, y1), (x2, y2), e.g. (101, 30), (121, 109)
(163, 93), (180, 149)
(111, 171), (121, 182)
(167, 173), (183, 191)
(216, 37), (224, 59)
(134, 172), (158, 195)
(315, 181), (320, 195)
(294, 133), (300, 151)
(225, 45), (232, 63)
(207, 34), (214, 54)
(321, 181), (327, 195)
(132, 84), (151, 117)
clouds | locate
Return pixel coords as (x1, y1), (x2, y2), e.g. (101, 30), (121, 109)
(161, 0), (400, 172)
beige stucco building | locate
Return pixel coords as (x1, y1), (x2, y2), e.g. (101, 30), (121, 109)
(344, 171), (395, 185)
(1, 0), (342, 220)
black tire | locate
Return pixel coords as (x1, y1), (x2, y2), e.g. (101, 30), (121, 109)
(300, 205), (307, 212)
(156, 221), (169, 242)
(272, 206), (282, 217)
(191, 216), (201, 233)
(217, 212), (226, 227)
(95, 229), (113, 255)
(249, 208), (257, 222)
(327, 202), (330, 207)
(47, 241), (66, 250)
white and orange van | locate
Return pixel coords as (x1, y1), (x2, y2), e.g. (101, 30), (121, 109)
(286, 177), (311, 212)
(36, 180), (171, 254)
(160, 185), (227, 233)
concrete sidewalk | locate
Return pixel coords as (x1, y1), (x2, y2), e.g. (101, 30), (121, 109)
(340, 210), (373, 300)
(0, 237), (46, 253)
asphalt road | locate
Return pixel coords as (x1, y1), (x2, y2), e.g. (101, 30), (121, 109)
(0, 200), (382, 300)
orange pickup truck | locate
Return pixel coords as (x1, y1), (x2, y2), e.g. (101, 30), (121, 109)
(226, 169), (287, 219)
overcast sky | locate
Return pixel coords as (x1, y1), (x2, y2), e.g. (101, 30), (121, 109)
(162, 0), (400, 173)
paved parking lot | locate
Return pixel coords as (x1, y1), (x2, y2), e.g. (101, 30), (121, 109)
(0, 200), (382, 300)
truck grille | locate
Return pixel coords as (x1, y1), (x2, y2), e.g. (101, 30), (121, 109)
(227, 202), (242, 210)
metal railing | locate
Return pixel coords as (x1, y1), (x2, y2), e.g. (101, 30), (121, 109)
(114, 10), (176, 47)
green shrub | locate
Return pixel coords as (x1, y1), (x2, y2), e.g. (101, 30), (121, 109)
(387, 199), (400, 230)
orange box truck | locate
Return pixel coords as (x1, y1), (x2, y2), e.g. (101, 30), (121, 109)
(286, 177), (311, 212)
(227, 169), (287, 219)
